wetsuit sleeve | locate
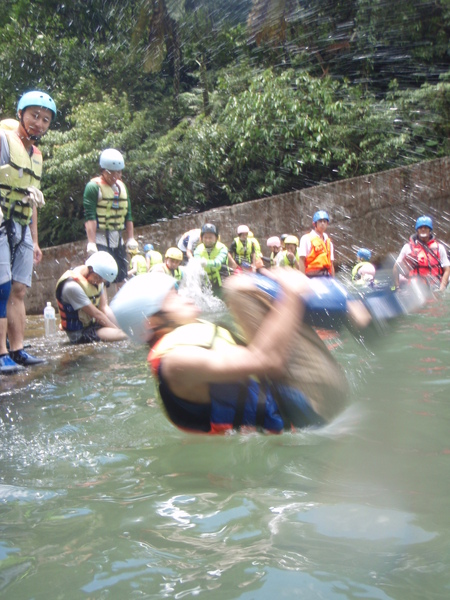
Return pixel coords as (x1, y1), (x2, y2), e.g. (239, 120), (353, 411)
(83, 181), (100, 222)
(229, 240), (237, 254)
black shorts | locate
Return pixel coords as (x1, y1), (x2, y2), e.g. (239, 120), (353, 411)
(66, 324), (101, 344)
(96, 243), (128, 283)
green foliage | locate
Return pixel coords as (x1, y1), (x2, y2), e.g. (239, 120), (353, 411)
(0, 0), (448, 247)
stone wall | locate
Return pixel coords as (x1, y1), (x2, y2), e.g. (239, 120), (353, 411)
(28, 156), (449, 314)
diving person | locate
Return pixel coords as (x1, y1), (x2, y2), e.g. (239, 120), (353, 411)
(111, 269), (350, 433)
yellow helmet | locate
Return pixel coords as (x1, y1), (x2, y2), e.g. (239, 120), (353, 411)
(165, 247), (183, 261)
(284, 235), (299, 246)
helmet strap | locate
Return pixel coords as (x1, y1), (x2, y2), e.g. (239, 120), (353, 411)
(19, 110), (42, 142)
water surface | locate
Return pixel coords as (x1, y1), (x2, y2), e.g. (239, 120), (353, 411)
(1, 296), (449, 599)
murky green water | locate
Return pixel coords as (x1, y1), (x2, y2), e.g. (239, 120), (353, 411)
(1, 296), (449, 599)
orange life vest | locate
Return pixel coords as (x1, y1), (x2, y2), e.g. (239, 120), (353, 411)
(305, 233), (332, 274)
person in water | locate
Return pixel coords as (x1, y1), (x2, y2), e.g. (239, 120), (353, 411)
(352, 248), (376, 287)
(393, 216), (449, 292)
(127, 239), (147, 277)
(144, 243), (163, 271)
(151, 247), (184, 289)
(111, 268), (354, 434)
(56, 251), (128, 344)
(194, 223), (231, 298)
(276, 235), (301, 269)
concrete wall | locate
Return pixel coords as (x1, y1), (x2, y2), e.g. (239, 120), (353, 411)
(28, 156), (449, 314)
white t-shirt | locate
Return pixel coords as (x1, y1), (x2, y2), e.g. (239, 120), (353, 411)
(60, 279), (103, 310)
(177, 229), (201, 253)
(299, 230), (334, 261)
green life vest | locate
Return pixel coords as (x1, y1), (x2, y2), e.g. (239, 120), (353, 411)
(130, 254), (148, 275)
(0, 130), (43, 225)
(196, 242), (229, 287)
(92, 176), (128, 231)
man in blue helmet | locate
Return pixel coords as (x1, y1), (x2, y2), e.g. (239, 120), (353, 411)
(299, 210), (335, 277)
(0, 90), (57, 373)
(393, 216), (449, 292)
(83, 148), (137, 290)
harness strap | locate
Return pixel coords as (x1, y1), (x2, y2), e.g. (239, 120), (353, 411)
(8, 162), (41, 181)
(0, 183), (30, 194)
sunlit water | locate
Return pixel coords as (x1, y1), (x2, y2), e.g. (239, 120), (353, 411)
(1, 291), (449, 600)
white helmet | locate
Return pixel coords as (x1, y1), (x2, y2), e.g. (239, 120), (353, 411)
(237, 225), (249, 235)
(85, 251), (118, 283)
(99, 148), (125, 171)
(110, 273), (176, 342)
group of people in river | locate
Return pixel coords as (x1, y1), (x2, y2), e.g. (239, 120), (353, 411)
(1, 89), (449, 436)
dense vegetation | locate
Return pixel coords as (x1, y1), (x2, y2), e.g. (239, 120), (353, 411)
(1, 0), (449, 247)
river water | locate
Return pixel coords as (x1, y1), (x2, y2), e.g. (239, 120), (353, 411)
(1, 292), (449, 600)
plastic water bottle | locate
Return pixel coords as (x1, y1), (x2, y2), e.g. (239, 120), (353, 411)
(44, 302), (57, 337)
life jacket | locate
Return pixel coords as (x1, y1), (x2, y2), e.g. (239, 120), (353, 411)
(159, 262), (183, 282)
(249, 235), (262, 257)
(146, 250), (163, 268)
(406, 235), (444, 283)
(232, 237), (255, 265)
(196, 242), (230, 287)
(55, 268), (103, 331)
(148, 321), (286, 434)
(305, 233), (332, 275)
(130, 254), (147, 275)
(278, 249), (300, 268)
(92, 176), (128, 231)
(0, 130), (42, 225)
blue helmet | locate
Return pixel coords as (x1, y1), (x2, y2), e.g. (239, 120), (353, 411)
(17, 91), (57, 119)
(415, 216), (433, 231)
(313, 210), (330, 223)
(357, 248), (372, 261)
(144, 244), (154, 252)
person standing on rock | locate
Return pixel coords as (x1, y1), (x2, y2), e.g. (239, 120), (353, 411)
(83, 149), (137, 290)
(0, 90), (57, 373)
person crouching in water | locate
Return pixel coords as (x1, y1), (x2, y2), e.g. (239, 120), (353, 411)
(111, 269), (350, 434)
(56, 251), (128, 343)
(127, 239), (147, 277)
(151, 247), (184, 290)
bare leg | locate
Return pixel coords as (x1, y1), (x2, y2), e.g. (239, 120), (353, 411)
(7, 281), (27, 351)
(96, 327), (128, 342)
